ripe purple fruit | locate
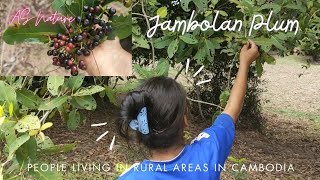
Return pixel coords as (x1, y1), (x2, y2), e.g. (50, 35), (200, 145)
(47, 2), (115, 76)
(76, 49), (82, 56)
(59, 53), (65, 59)
(94, 35), (100, 41)
(56, 33), (62, 39)
(89, 7), (94, 13)
(98, 30), (104, 37)
(76, 35), (83, 42)
(79, 65), (87, 70)
(83, 19), (90, 26)
(88, 44), (94, 50)
(99, 20), (106, 27)
(86, 13), (93, 19)
(71, 66), (79, 76)
(47, 50), (53, 56)
(79, 60), (86, 67)
(52, 49), (59, 56)
(93, 41), (100, 47)
(93, 16), (100, 24)
(108, 8), (116, 15)
(67, 60), (74, 66)
(83, 50), (90, 56)
(94, 6), (102, 14)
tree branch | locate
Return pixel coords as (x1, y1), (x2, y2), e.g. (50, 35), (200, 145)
(187, 97), (223, 110)
(140, 0), (155, 66)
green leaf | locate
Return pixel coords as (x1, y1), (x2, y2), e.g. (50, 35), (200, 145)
(193, 0), (208, 11)
(179, 33), (198, 44)
(133, 64), (152, 79)
(105, 86), (117, 105)
(114, 81), (140, 93)
(262, 52), (276, 65)
(28, 166), (63, 180)
(52, 0), (65, 11)
(252, 37), (273, 52)
(271, 36), (286, 51)
(73, 86), (105, 96)
(204, 39), (220, 58)
(156, 58), (170, 77)
(194, 48), (206, 63)
(132, 24), (141, 35)
(16, 137), (37, 166)
(16, 89), (42, 109)
(67, 76), (84, 92)
(39, 143), (76, 154)
(109, 15), (132, 40)
(67, 110), (81, 131)
(133, 34), (150, 49)
(8, 134), (30, 160)
(215, 10), (228, 16)
(38, 96), (69, 110)
(256, 58), (264, 77)
(211, 0), (219, 6)
(168, 39), (179, 58)
(285, 4), (305, 12)
(241, 0), (254, 14)
(65, 0), (72, 5)
(53, 0), (80, 16)
(181, 0), (207, 12)
(71, 96), (97, 110)
(3, 19), (66, 45)
(14, 115), (41, 133)
(219, 90), (230, 107)
(260, 3), (281, 13)
(47, 76), (65, 96)
(157, 7), (168, 18)
(1, 121), (16, 144)
(37, 136), (54, 150)
(154, 36), (175, 49)
(180, 0), (192, 12)
(0, 81), (16, 104)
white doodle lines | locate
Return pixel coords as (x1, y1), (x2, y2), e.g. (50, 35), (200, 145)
(91, 122), (116, 151)
(185, 58), (212, 86)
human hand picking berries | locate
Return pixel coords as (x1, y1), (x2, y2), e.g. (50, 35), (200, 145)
(239, 39), (260, 67)
(81, 36), (132, 76)
(46, 2), (121, 76)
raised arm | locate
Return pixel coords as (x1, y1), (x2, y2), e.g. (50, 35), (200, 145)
(223, 40), (260, 122)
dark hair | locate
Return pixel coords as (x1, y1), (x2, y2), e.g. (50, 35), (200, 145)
(119, 76), (188, 149)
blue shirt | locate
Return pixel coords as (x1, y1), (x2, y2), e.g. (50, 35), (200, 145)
(119, 113), (235, 180)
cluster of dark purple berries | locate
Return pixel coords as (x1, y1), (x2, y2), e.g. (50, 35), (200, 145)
(47, 4), (117, 76)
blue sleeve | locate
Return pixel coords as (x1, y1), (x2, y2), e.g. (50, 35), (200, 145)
(192, 113), (235, 166)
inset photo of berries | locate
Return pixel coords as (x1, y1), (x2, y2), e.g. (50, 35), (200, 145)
(0, 0), (132, 76)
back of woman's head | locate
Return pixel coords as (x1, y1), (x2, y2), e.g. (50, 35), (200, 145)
(119, 76), (188, 149)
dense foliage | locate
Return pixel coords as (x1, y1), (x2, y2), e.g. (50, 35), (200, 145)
(132, 0), (320, 128)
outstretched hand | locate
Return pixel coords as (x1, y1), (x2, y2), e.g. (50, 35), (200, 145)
(82, 37), (132, 76)
(239, 39), (260, 67)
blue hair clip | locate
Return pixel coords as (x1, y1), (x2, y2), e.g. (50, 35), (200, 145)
(129, 107), (150, 135)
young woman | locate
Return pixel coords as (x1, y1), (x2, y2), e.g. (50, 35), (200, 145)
(118, 40), (260, 179)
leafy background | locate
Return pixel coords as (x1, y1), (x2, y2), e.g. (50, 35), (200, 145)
(132, 0), (320, 128)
